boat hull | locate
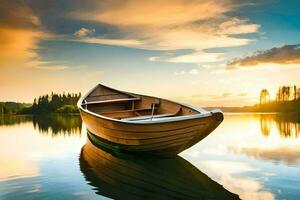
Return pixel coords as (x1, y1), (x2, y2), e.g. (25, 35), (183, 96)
(80, 109), (223, 157)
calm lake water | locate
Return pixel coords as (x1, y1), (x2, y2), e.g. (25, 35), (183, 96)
(0, 113), (299, 200)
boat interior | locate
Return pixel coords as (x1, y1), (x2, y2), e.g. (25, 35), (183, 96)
(81, 85), (200, 121)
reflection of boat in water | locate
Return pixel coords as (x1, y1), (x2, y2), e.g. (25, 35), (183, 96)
(79, 139), (239, 200)
(78, 84), (223, 157)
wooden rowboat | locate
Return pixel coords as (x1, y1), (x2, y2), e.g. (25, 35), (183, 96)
(78, 84), (223, 157)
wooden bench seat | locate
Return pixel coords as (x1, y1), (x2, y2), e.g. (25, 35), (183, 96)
(82, 97), (140, 106)
(121, 113), (177, 121)
(100, 110), (137, 119)
(98, 105), (182, 120)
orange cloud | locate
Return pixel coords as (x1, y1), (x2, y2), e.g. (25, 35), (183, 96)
(0, 28), (43, 67)
(227, 44), (300, 69)
(70, 0), (260, 64)
(0, 1), (45, 68)
(0, 2), (77, 102)
(72, 0), (233, 26)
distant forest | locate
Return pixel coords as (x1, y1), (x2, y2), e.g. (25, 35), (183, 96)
(0, 102), (31, 115)
(252, 85), (300, 112)
(0, 92), (81, 115)
(210, 85), (300, 113)
(21, 92), (81, 114)
(2, 85), (300, 115)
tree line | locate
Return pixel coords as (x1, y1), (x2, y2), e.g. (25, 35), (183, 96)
(276, 86), (300, 102)
(21, 92), (81, 114)
(257, 85), (300, 112)
(0, 102), (31, 115)
(260, 85), (300, 104)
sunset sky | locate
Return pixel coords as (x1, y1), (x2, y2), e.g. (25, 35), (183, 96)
(1, 0), (300, 106)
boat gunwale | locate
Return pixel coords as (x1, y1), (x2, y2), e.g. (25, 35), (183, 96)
(77, 84), (221, 125)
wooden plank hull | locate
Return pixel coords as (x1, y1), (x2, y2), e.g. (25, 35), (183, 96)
(78, 84), (224, 157)
(79, 140), (240, 200)
(80, 109), (223, 157)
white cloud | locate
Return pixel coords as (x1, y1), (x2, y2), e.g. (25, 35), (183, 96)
(219, 17), (260, 35)
(74, 27), (95, 37)
(166, 51), (224, 63)
(35, 65), (69, 70)
(201, 160), (275, 200)
(76, 37), (142, 47)
(147, 56), (160, 61)
(189, 92), (249, 102)
(174, 68), (199, 75)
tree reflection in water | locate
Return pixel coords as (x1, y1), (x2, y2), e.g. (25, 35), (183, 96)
(32, 115), (82, 136)
(79, 139), (240, 200)
(0, 115), (32, 126)
(0, 114), (82, 137)
(260, 115), (272, 137)
(260, 113), (300, 138)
